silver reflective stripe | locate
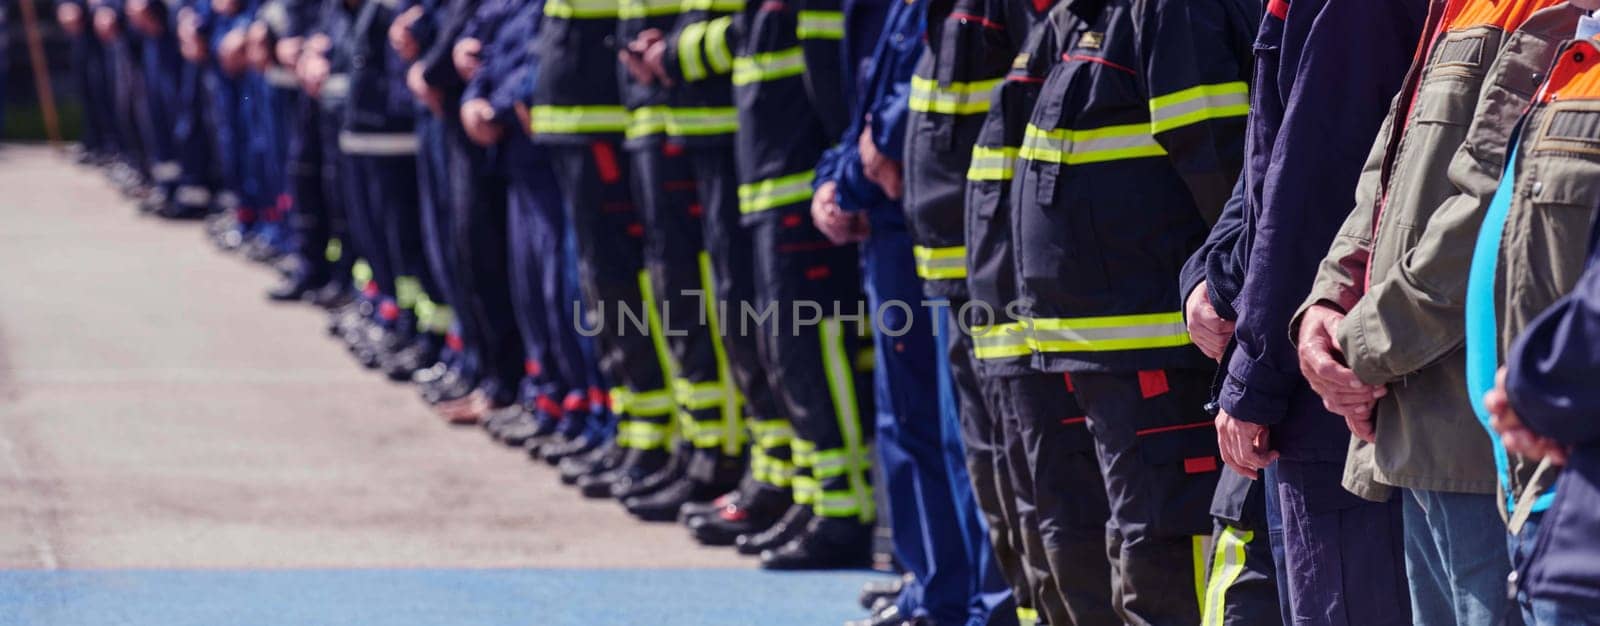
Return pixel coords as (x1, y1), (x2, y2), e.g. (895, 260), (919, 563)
(175, 186), (213, 207)
(264, 66), (299, 88)
(320, 74), (350, 100)
(339, 131), (420, 156)
(151, 161), (182, 183)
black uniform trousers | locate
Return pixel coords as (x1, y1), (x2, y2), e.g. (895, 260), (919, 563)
(1201, 471), (1282, 626)
(1007, 370), (1120, 626)
(447, 127), (524, 404)
(547, 140), (670, 441)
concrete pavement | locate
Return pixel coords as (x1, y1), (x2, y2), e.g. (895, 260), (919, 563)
(0, 144), (755, 570)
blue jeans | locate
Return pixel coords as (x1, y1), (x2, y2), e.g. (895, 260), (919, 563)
(1509, 512), (1588, 626)
(1404, 489), (1516, 626)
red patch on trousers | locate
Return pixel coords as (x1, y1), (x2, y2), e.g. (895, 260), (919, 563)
(592, 141), (622, 184)
(1185, 456), (1219, 474)
(525, 360), (542, 376)
(1137, 370), (1170, 399)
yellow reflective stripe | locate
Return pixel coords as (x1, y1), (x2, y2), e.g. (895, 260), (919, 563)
(394, 275), (422, 309)
(324, 237), (343, 263)
(544, 0), (620, 17)
(816, 491), (865, 517)
(1016, 608), (1039, 626)
(698, 252), (745, 456)
(813, 447), (871, 478)
(1202, 527), (1252, 626)
(531, 106), (629, 135)
(611, 388), (675, 417)
(913, 245), (967, 280)
(732, 47), (806, 86)
(704, 16), (734, 74)
(820, 318), (874, 522)
(972, 322), (1031, 360)
(673, 379), (727, 411)
(1149, 81), (1249, 135)
(679, 21), (709, 81)
(1018, 122), (1167, 166)
(1193, 535), (1210, 615)
(351, 259), (373, 285)
(739, 169), (815, 214)
(426, 305), (454, 333)
(414, 296), (436, 329)
(627, 106), (671, 140)
(749, 418), (796, 449)
(968, 145), (1018, 181)
(909, 75), (1000, 115)
(618, 421), (672, 449)
(618, 0), (679, 17)
(796, 10), (843, 39)
(681, 0), (742, 10)
(636, 270), (684, 423)
(666, 106), (738, 136)
(1025, 312), (1191, 353)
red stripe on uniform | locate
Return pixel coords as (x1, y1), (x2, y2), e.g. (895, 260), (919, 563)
(1185, 456), (1220, 474)
(1135, 421), (1215, 437)
(1061, 417), (1087, 426)
(948, 12), (1003, 30)
(592, 141), (621, 184)
(1267, 0), (1288, 19)
(1062, 54), (1136, 76)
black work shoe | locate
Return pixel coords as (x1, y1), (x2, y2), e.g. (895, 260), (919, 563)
(623, 476), (727, 522)
(498, 413), (554, 448)
(610, 451), (684, 500)
(844, 603), (937, 626)
(562, 441), (623, 486)
(266, 276), (318, 302)
(481, 405), (530, 439)
(381, 336), (441, 382)
(690, 488), (793, 546)
(576, 452), (650, 498)
(759, 516), (873, 570)
(737, 504), (813, 556)
(680, 488), (744, 525)
(411, 362), (449, 385)
(858, 575), (910, 611)
(309, 282), (355, 310)
(420, 370), (476, 405)
(540, 433), (600, 465)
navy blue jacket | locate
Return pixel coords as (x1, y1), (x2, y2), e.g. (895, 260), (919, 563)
(1217, 0), (1425, 457)
(1510, 213), (1600, 613)
(813, 0), (917, 228)
(461, 0), (542, 128)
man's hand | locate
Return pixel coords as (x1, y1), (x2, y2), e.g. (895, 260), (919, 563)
(246, 21), (273, 71)
(1297, 304), (1387, 442)
(389, 5), (423, 60)
(858, 127), (902, 200)
(1185, 282), (1233, 361)
(452, 37), (482, 81)
(211, 0), (240, 15)
(92, 6), (119, 41)
(1216, 409), (1277, 479)
(218, 27), (250, 76)
(178, 8), (207, 61)
(811, 180), (868, 245)
(407, 62), (442, 114)
(638, 31), (674, 86)
(1487, 367), (1568, 466)
(58, 3), (86, 36)
(275, 36), (302, 68)
(126, 0), (162, 36)
(298, 51), (330, 97)
(461, 98), (504, 146)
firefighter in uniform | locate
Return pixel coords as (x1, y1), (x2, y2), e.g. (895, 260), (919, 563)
(1007, 0), (1252, 622)
(527, 0), (679, 498)
(964, 4), (1120, 623)
(900, 0), (1056, 617)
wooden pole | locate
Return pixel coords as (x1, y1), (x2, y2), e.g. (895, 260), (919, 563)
(16, 0), (63, 143)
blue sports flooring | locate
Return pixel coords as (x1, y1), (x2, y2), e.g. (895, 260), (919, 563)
(0, 568), (889, 626)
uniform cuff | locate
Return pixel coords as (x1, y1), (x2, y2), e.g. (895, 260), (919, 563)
(1219, 348), (1295, 426)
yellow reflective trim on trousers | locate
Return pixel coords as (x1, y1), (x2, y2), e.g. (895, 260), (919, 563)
(739, 170), (815, 214)
(627, 106), (671, 140)
(968, 145), (1018, 181)
(1016, 608), (1039, 625)
(1202, 527), (1252, 626)
(531, 106), (629, 135)
(636, 270), (685, 427)
(612, 388), (675, 417)
(816, 492), (866, 517)
(796, 10), (843, 39)
(704, 16), (734, 74)
(698, 252), (745, 456)
(1193, 535), (1210, 614)
(909, 75), (1000, 115)
(750, 419), (796, 449)
(544, 0), (620, 18)
(666, 107), (738, 137)
(792, 476), (818, 504)
(972, 322), (1031, 360)
(732, 47), (806, 86)
(1018, 122), (1167, 166)
(352, 259), (373, 285)
(681, 0), (742, 10)
(325, 237), (343, 263)
(427, 305), (454, 333)
(820, 318), (874, 522)
(414, 297), (436, 329)
(618, 0), (679, 18)
(395, 276), (422, 310)
(813, 447), (871, 479)
(619, 421), (671, 450)
(1149, 81), (1249, 135)
(913, 245), (967, 280)
(679, 21), (709, 81)
(1025, 312), (1192, 353)
(674, 379), (727, 411)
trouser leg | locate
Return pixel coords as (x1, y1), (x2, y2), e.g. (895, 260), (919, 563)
(1070, 369), (1222, 626)
(750, 206), (870, 520)
(506, 136), (573, 405)
(414, 115), (457, 338)
(548, 141), (672, 445)
(1202, 471), (1283, 626)
(1275, 459), (1409, 626)
(1011, 371), (1118, 626)
(1403, 489), (1515, 626)
(374, 153), (425, 335)
(447, 139), (521, 403)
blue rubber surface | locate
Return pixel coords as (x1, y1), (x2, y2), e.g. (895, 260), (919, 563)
(0, 569), (889, 626)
